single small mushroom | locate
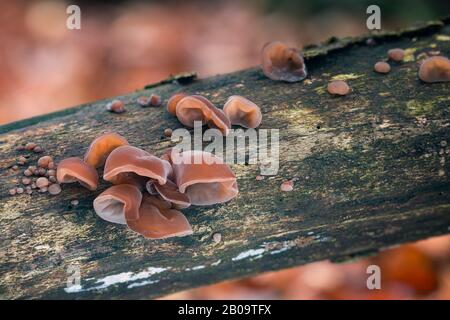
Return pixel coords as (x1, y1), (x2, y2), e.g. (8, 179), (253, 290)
(327, 80), (351, 96)
(260, 41), (307, 82)
(223, 95), (262, 128)
(374, 61), (391, 74)
(93, 184), (142, 224)
(106, 99), (126, 113)
(388, 48), (405, 62)
(146, 179), (191, 209)
(56, 157), (99, 191)
(103, 145), (172, 186)
(175, 95), (231, 135)
(418, 56), (450, 83)
(172, 150), (238, 205)
(167, 93), (187, 115)
(84, 133), (129, 168)
(127, 194), (193, 239)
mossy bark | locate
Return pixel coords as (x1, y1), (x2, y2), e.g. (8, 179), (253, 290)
(0, 19), (449, 299)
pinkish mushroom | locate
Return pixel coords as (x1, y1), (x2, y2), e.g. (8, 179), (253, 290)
(374, 61), (391, 74)
(167, 93), (187, 115)
(127, 194), (192, 239)
(260, 41), (307, 82)
(103, 146), (172, 186)
(146, 179), (190, 209)
(93, 184), (142, 224)
(171, 150), (238, 205)
(56, 157), (99, 191)
(223, 96), (262, 129)
(84, 133), (129, 168)
(418, 56), (450, 83)
(388, 48), (405, 62)
(175, 95), (231, 135)
(327, 80), (351, 96)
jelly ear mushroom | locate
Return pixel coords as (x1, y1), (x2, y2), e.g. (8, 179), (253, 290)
(167, 93), (187, 115)
(57, 157), (99, 191)
(127, 194), (193, 239)
(223, 95), (262, 128)
(172, 150), (238, 205)
(261, 41), (307, 82)
(104, 145), (172, 185)
(176, 95), (231, 135)
(84, 133), (129, 168)
(418, 56), (450, 83)
(146, 179), (191, 209)
(387, 48), (405, 62)
(93, 184), (142, 224)
(327, 80), (351, 96)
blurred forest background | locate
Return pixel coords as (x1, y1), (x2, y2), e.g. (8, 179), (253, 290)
(0, 0), (449, 299)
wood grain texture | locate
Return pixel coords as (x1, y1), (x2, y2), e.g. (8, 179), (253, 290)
(0, 19), (449, 299)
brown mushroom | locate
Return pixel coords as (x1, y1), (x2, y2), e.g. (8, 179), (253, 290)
(167, 93), (187, 115)
(374, 61), (391, 74)
(223, 95), (262, 128)
(103, 146), (172, 186)
(388, 48), (405, 62)
(176, 95), (231, 135)
(327, 80), (351, 96)
(146, 179), (190, 209)
(260, 41), (307, 82)
(172, 150), (238, 205)
(56, 157), (99, 190)
(418, 56), (450, 83)
(93, 184), (142, 224)
(127, 194), (192, 239)
(84, 133), (129, 168)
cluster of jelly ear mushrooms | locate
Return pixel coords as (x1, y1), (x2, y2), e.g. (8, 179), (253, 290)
(166, 93), (262, 134)
(56, 133), (238, 239)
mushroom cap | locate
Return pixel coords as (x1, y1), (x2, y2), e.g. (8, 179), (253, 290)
(175, 95), (231, 135)
(56, 157), (99, 191)
(104, 146), (172, 185)
(167, 93), (187, 115)
(327, 80), (351, 96)
(260, 41), (307, 82)
(93, 184), (142, 225)
(388, 48), (405, 62)
(374, 61), (391, 74)
(127, 194), (193, 239)
(418, 56), (450, 83)
(146, 179), (191, 208)
(223, 95), (262, 128)
(84, 133), (129, 168)
(172, 150), (238, 205)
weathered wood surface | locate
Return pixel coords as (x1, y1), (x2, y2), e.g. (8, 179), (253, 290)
(1, 19), (450, 299)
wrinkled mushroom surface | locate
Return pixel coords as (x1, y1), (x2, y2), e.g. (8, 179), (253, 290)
(261, 41), (307, 82)
(175, 95), (231, 135)
(147, 179), (191, 208)
(172, 150), (238, 205)
(93, 184), (142, 224)
(104, 146), (172, 185)
(418, 56), (450, 83)
(84, 133), (129, 168)
(127, 194), (192, 239)
(223, 95), (262, 128)
(56, 157), (99, 191)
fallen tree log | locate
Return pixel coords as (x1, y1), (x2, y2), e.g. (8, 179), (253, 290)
(0, 18), (449, 299)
